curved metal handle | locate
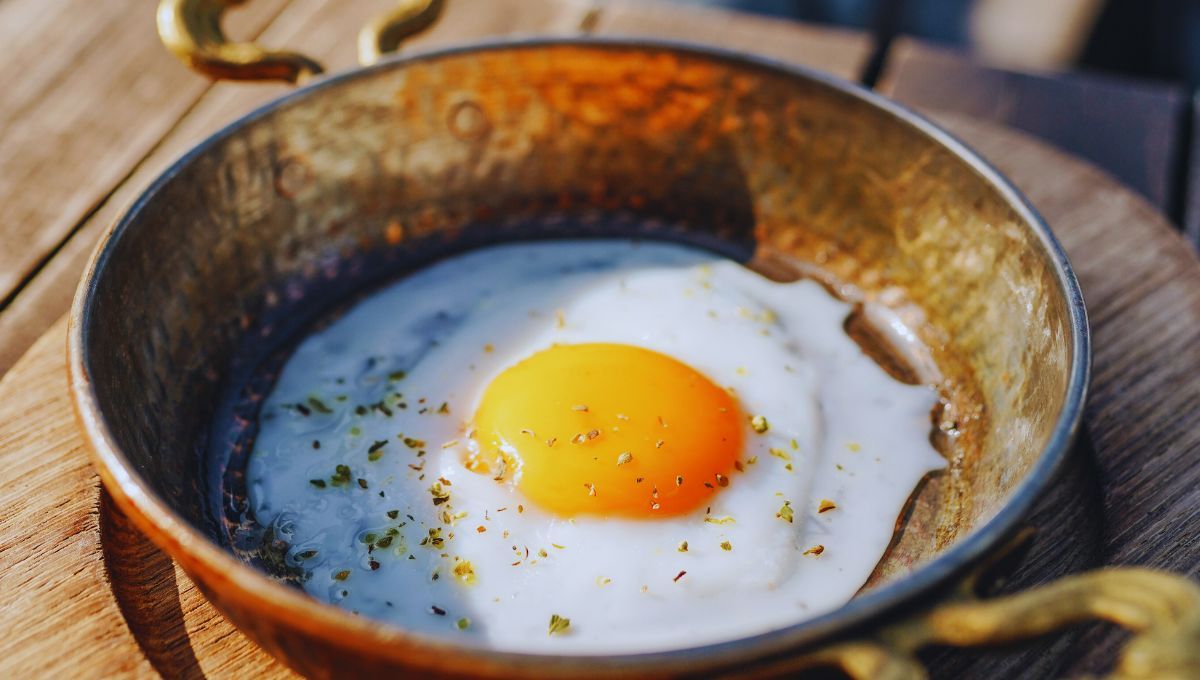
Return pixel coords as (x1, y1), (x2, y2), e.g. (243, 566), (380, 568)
(763, 531), (1200, 679)
(156, 0), (444, 84)
(358, 0), (445, 66)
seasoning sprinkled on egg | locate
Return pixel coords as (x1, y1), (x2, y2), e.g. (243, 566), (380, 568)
(245, 240), (946, 655)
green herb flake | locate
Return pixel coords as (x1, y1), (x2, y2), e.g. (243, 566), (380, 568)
(429, 481), (451, 506)
(357, 478), (369, 489)
(719, 540), (732, 552)
(333, 569), (351, 581)
(419, 527), (445, 549)
(330, 465), (352, 487)
(548, 614), (571, 636)
(387, 509), (400, 519)
(777, 501), (794, 523)
(438, 402), (450, 415)
(308, 397), (333, 414)
(456, 617), (471, 630)
(368, 439), (389, 461)
(309, 479), (327, 489)
(388, 370), (407, 382)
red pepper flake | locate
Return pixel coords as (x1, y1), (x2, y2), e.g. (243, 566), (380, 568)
(673, 570), (687, 582)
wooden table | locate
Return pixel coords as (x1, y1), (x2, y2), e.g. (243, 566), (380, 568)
(1, 1), (1198, 678)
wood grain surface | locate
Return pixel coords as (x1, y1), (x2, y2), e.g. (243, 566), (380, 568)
(2, 111), (1198, 678)
(0, 318), (291, 678)
(0, 0), (291, 307)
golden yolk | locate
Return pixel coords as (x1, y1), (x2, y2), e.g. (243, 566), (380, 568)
(470, 343), (743, 518)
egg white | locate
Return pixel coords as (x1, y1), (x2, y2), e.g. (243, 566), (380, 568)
(246, 240), (944, 653)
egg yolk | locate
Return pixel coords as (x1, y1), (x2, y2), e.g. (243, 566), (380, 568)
(469, 343), (743, 518)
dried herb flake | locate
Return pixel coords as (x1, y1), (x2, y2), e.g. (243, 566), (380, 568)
(548, 614), (571, 636)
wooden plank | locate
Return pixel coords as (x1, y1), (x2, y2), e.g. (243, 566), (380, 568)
(0, 0), (291, 306)
(0, 318), (293, 678)
(3, 114), (1199, 677)
(877, 37), (1189, 214)
(589, 0), (872, 82)
(0, 0), (597, 378)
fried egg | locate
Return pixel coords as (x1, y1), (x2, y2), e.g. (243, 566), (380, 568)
(245, 240), (944, 653)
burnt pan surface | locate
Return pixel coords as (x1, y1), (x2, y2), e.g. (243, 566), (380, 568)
(71, 39), (1087, 677)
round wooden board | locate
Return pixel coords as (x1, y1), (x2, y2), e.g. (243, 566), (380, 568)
(1, 112), (1197, 679)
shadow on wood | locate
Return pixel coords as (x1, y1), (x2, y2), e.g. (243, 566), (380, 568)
(99, 488), (206, 680)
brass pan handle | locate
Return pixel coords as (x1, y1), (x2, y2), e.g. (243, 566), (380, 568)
(771, 530), (1200, 679)
(156, 0), (444, 83)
